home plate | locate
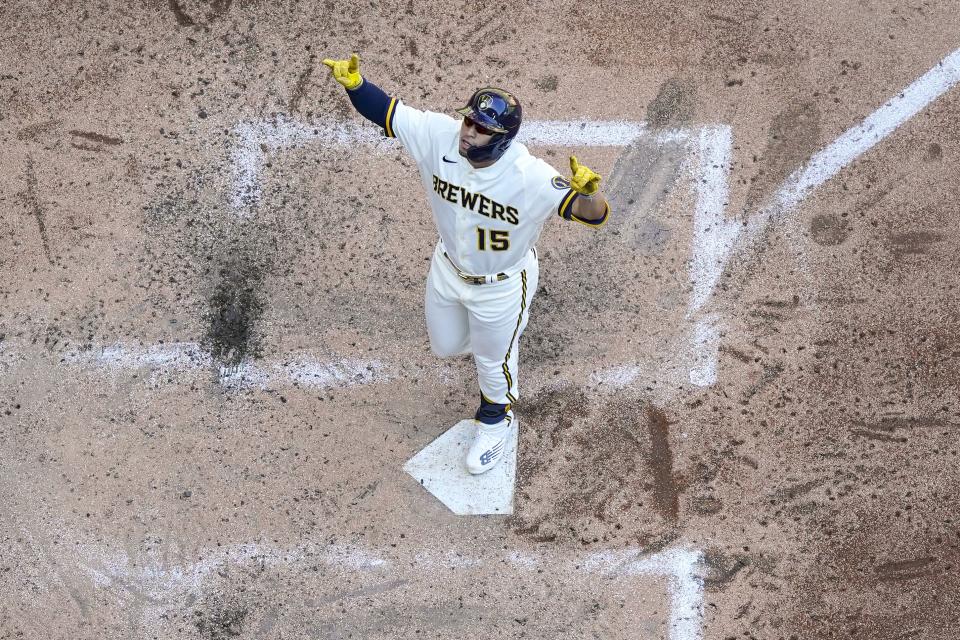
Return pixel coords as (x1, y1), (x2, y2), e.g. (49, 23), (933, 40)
(403, 419), (519, 515)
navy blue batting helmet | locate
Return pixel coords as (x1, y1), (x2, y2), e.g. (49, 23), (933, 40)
(455, 87), (522, 163)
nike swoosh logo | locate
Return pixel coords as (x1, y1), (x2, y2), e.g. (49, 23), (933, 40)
(442, 155), (457, 163)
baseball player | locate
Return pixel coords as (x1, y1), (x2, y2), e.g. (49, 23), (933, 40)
(323, 54), (610, 475)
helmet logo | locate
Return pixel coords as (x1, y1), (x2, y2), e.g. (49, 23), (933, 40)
(457, 88), (521, 163)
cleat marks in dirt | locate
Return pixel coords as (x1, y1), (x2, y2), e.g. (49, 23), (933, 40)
(289, 63), (315, 113)
(510, 389), (684, 546)
(746, 295), (801, 325)
(23, 156), (54, 265)
(16, 119), (60, 141)
(718, 344), (755, 364)
(768, 478), (825, 505)
(889, 230), (945, 258)
(849, 415), (957, 443)
(849, 428), (908, 443)
(168, 0), (233, 28)
(168, 0), (196, 27)
(68, 129), (123, 146)
(875, 556), (938, 582)
(604, 133), (684, 254)
(510, 388), (640, 544)
(742, 362), (783, 401)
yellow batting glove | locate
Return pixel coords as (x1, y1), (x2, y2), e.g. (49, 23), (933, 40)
(321, 53), (363, 90)
(569, 156), (601, 197)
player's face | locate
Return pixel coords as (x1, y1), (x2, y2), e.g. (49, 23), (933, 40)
(459, 117), (496, 155)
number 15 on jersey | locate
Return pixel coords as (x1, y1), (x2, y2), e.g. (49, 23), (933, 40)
(477, 227), (510, 251)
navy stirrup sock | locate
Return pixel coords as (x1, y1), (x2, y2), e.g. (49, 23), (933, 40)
(475, 393), (509, 425)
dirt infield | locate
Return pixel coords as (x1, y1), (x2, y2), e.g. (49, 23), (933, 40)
(2, 1), (960, 638)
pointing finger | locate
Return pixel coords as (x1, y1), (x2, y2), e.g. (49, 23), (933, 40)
(348, 53), (360, 73)
(322, 58), (337, 69)
(569, 155), (580, 175)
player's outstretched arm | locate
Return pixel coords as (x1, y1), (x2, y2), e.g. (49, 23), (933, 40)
(322, 53), (399, 137)
(567, 156), (610, 224)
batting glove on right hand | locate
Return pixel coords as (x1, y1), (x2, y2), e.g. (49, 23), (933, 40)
(568, 156), (602, 197)
(322, 53), (363, 90)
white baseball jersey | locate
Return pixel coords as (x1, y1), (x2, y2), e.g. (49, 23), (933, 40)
(386, 101), (591, 275)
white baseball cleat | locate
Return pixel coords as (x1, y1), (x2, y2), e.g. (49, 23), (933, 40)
(465, 411), (514, 475)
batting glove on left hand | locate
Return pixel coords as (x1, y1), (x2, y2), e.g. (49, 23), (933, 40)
(569, 156), (601, 197)
(322, 53), (363, 90)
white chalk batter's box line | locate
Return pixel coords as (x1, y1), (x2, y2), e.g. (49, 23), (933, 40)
(229, 115), (732, 391)
(55, 341), (389, 390)
(230, 117), (700, 211)
(70, 534), (704, 640)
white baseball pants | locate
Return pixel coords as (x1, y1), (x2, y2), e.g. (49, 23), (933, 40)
(425, 244), (539, 406)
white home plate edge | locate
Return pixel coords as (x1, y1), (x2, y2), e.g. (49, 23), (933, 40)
(403, 419), (519, 516)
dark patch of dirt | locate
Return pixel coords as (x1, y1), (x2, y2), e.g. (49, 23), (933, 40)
(719, 344), (755, 364)
(849, 427), (908, 443)
(534, 74), (558, 93)
(168, 0), (196, 27)
(168, 0), (232, 29)
(809, 213), (849, 246)
(193, 603), (248, 639)
(140, 148), (323, 367)
(644, 405), (678, 521)
(210, 0), (233, 16)
(741, 362), (783, 402)
(689, 495), (723, 515)
(646, 77), (695, 128)
(768, 478), (825, 505)
(875, 556), (937, 582)
(205, 260), (266, 366)
(70, 142), (109, 152)
(703, 549), (752, 590)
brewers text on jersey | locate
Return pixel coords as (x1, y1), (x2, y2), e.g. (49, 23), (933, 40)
(431, 176), (521, 225)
